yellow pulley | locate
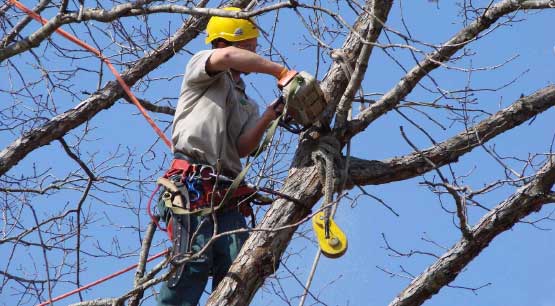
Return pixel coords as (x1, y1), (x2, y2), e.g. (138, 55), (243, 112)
(312, 211), (348, 258)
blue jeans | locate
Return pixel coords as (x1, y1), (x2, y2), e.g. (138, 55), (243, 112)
(157, 210), (248, 306)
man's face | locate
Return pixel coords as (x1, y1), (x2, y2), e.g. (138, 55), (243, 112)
(233, 38), (258, 53)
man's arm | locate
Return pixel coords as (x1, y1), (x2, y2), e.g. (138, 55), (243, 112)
(206, 46), (285, 78)
(236, 99), (284, 157)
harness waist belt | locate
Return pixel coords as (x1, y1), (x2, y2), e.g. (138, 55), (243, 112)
(162, 159), (256, 213)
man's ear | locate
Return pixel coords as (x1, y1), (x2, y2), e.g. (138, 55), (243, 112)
(214, 41), (229, 49)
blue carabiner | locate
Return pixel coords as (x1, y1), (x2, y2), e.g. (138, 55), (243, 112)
(186, 177), (201, 202)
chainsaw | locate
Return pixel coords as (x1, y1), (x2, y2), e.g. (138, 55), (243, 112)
(277, 71), (327, 133)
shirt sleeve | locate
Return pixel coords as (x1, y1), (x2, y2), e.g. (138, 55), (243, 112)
(184, 50), (223, 87)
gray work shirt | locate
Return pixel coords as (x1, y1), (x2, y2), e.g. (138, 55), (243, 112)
(172, 49), (260, 175)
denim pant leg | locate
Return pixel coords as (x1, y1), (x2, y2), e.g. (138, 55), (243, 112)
(158, 215), (213, 306)
(211, 210), (249, 290)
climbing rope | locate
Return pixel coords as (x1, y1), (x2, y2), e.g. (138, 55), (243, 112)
(300, 134), (351, 306)
(298, 137), (341, 306)
(311, 136), (339, 238)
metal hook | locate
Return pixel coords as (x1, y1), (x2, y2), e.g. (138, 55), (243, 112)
(185, 178), (201, 202)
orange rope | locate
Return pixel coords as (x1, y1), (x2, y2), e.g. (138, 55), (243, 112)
(9, 0), (173, 149)
(36, 250), (169, 306)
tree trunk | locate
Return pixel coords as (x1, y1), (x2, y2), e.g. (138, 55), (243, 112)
(206, 1), (394, 304)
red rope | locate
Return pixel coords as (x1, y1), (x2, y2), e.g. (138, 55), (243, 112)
(8, 0), (173, 149)
(36, 250), (169, 306)
(147, 183), (167, 232)
(8, 1), (174, 304)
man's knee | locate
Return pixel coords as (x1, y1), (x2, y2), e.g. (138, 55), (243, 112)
(158, 261), (210, 306)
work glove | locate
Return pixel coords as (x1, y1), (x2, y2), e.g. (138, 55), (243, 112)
(277, 68), (298, 89)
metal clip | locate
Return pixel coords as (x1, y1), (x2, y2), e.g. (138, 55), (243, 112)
(198, 165), (215, 180)
(185, 177), (201, 202)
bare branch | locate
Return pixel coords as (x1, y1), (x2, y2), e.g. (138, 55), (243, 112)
(348, 85), (555, 186)
(348, 0), (555, 137)
(319, 0), (394, 128)
(388, 155), (555, 306)
(0, 0), (247, 177)
(399, 126), (471, 239)
(0, 0), (51, 47)
(332, 0), (388, 133)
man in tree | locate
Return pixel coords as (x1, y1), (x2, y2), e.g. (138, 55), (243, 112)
(157, 7), (293, 306)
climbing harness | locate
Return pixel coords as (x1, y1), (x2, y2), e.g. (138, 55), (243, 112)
(149, 158), (307, 286)
(148, 158), (268, 287)
(149, 158), (305, 229)
(149, 159), (260, 225)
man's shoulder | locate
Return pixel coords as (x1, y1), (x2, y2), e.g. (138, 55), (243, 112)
(193, 49), (214, 57)
(188, 49), (215, 65)
(185, 49), (216, 72)
(183, 49), (225, 87)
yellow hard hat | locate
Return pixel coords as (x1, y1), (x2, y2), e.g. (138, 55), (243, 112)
(205, 7), (259, 44)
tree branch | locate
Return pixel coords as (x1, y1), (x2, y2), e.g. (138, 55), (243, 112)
(399, 126), (472, 239)
(0, 0), (51, 48)
(0, 1), (302, 62)
(388, 155), (555, 306)
(128, 221), (157, 306)
(347, 0), (555, 138)
(347, 85), (555, 186)
(319, 0), (393, 128)
(0, 0), (253, 177)
(332, 0), (391, 134)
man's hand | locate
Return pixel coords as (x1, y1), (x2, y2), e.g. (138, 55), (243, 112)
(237, 97), (285, 157)
(262, 97), (285, 121)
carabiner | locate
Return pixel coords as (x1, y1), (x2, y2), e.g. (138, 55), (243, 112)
(198, 165), (215, 181)
(186, 177), (201, 202)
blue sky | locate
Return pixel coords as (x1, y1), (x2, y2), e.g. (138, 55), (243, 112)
(1, 1), (554, 306)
